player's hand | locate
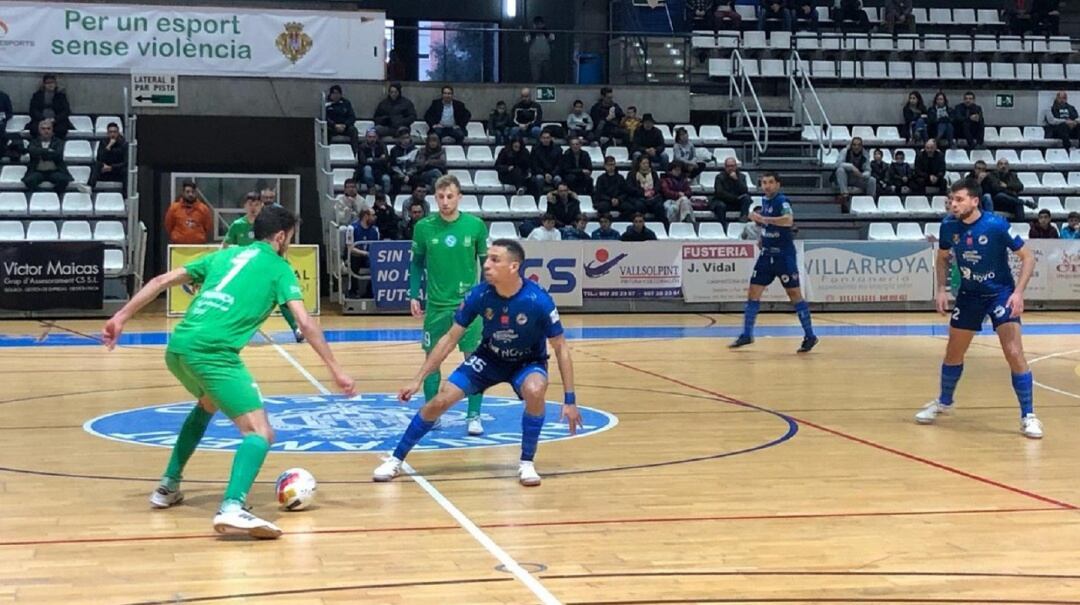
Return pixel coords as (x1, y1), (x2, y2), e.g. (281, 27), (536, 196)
(1006, 291), (1025, 318)
(102, 317), (124, 350)
(399, 380), (421, 403)
(333, 369), (357, 397)
(410, 299), (424, 318)
(750, 211), (765, 225)
(935, 289), (950, 315)
(560, 404), (584, 435)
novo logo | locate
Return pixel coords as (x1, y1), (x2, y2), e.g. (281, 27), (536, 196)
(584, 248), (629, 278)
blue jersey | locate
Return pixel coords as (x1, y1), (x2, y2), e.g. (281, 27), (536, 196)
(759, 192), (795, 256)
(939, 212), (1023, 296)
(453, 279), (564, 363)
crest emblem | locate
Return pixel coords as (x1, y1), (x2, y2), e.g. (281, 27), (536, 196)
(516, 313), (528, 325)
(978, 235), (988, 245)
(484, 308), (494, 320)
(276, 22), (313, 64)
(445, 234), (458, 247)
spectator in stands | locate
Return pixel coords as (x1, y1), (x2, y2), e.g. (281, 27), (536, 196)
(334, 178), (367, 225)
(1043, 91), (1079, 151)
(882, 0), (914, 34)
(165, 180), (213, 244)
(965, 160), (996, 212)
(714, 1), (742, 30)
(631, 113), (668, 170)
(495, 137), (532, 194)
(953, 92), (985, 149)
(1004, 0), (1035, 35)
(592, 213), (622, 240)
(621, 213), (658, 242)
(260, 187), (278, 208)
(671, 127), (706, 181)
(546, 183), (581, 228)
(0, 87), (15, 161)
(740, 204), (763, 240)
(562, 213), (592, 240)
(792, 1), (820, 32)
(661, 161), (695, 224)
(595, 156), (630, 217)
(626, 156), (666, 224)
(885, 150), (913, 195)
(525, 16), (555, 83)
(590, 87), (627, 145)
(712, 156), (752, 222)
(1061, 211), (1080, 239)
(348, 208), (380, 297)
(389, 127), (419, 194)
(835, 136), (876, 202)
(510, 87), (544, 141)
(406, 182), (431, 215)
(29, 74), (73, 140)
(528, 213), (563, 241)
(902, 91), (929, 144)
(325, 84), (359, 150)
(414, 133), (447, 189)
(357, 128), (392, 194)
(928, 92), (955, 148)
(402, 200), (428, 240)
(869, 149), (888, 194)
(373, 83), (417, 139)
(686, 0), (716, 30)
(834, 0), (869, 32)
(1029, 209), (1059, 239)
(1033, 0), (1061, 35)
(530, 130), (563, 195)
(757, 0), (791, 32)
(912, 139), (946, 194)
(989, 158), (1034, 219)
(620, 106), (642, 143)
(489, 100), (513, 146)
(386, 49), (408, 81)
(560, 136), (594, 195)
(424, 86), (471, 144)
(22, 120), (72, 193)
(566, 100), (595, 145)
(372, 192), (400, 240)
(90, 122), (127, 190)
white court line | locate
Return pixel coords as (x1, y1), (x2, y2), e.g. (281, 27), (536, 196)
(268, 341), (562, 605)
(1028, 348), (1080, 400)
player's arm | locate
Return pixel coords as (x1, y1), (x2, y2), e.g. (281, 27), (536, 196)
(755, 204), (794, 227)
(285, 300), (356, 396)
(549, 333), (583, 435)
(934, 247), (952, 315)
(102, 267), (192, 350)
(399, 322), (467, 401)
(1007, 244), (1035, 318)
(408, 234), (426, 318)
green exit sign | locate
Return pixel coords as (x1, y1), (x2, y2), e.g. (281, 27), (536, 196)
(995, 93), (1014, 108)
(536, 86), (556, 103)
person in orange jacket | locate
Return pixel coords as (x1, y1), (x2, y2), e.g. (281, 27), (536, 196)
(165, 181), (214, 244)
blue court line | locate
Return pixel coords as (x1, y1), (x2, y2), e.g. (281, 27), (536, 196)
(6, 322), (1080, 348)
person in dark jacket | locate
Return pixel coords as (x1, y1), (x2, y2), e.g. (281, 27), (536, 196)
(927, 92), (955, 148)
(90, 122), (127, 189)
(886, 149), (914, 194)
(594, 156), (631, 217)
(1029, 209), (1060, 239)
(29, 74), (73, 140)
(626, 156), (666, 223)
(757, 0), (792, 32)
(989, 157), (1035, 219)
(0, 88), (16, 162)
(591, 213), (623, 240)
(529, 130), (562, 195)
(356, 128), (392, 194)
(953, 92), (985, 149)
(912, 139), (946, 194)
(510, 87), (543, 141)
(1043, 91), (1080, 151)
(589, 87), (627, 145)
(621, 213), (658, 241)
(423, 86), (471, 144)
(686, 0), (717, 31)
(413, 133), (447, 189)
(545, 183), (581, 228)
(631, 113), (668, 170)
(489, 100), (513, 145)
(388, 127), (419, 195)
(371, 192), (401, 240)
(791, 0), (820, 32)
(711, 156), (751, 222)
(869, 149), (888, 195)
(902, 90), (928, 144)
(23, 120), (72, 192)
(495, 138), (531, 193)
(325, 84), (359, 150)
(559, 136), (593, 195)
(373, 83), (417, 139)
(965, 160), (997, 212)
(561, 213), (591, 240)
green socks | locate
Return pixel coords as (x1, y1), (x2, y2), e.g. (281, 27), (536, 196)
(162, 405), (213, 486)
(466, 393), (482, 419)
(222, 433), (270, 506)
(423, 370), (441, 403)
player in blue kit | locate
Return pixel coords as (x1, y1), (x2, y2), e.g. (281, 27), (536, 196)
(373, 239), (583, 486)
(916, 179), (1042, 438)
(730, 172), (818, 353)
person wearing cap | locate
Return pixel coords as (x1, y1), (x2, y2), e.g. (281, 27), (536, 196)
(630, 113), (668, 170)
(356, 128), (392, 194)
(373, 83), (417, 139)
(325, 84), (359, 150)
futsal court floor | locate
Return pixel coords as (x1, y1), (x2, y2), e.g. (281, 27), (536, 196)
(2, 309), (1080, 604)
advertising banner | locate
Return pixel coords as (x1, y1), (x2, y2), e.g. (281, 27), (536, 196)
(581, 241), (682, 299)
(1007, 239), (1053, 300)
(0, 3), (385, 79)
(520, 240), (583, 307)
(1045, 239), (1080, 300)
(167, 244), (319, 316)
(368, 241), (415, 310)
(0, 242), (104, 310)
(681, 241), (804, 303)
(803, 241), (934, 302)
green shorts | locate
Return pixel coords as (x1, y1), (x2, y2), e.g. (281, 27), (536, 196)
(165, 351), (263, 419)
(423, 307), (482, 354)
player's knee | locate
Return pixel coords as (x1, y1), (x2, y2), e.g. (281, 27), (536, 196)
(520, 382), (546, 403)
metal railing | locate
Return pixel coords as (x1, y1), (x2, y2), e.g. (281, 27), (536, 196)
(728, 49), (769, 155)
(787, 50), (832, 161)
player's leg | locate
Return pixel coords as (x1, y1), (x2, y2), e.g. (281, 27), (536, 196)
(153, 353), (219, 508)
(373, 380), (470, 482)
(781, 260), (817, 353)
(995, 318), (1043, 438)
(278, 303), (303, 343)
(916, 299), (978, 423)
(514, 368), (550, 487)
(421, 310), (452, 405)
(731, 262), (769, 347)
(458, 318), (485, 435)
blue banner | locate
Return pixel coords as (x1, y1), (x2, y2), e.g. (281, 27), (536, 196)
(368, 241), (418, 310)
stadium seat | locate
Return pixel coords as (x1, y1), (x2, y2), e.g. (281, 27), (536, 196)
(5, 115), (29, 134)
(104, 249), (124, 273)
(928, 8), (951, 23)
(760, 59), (787, 78)
(607, 146), (630, 167)
(796, 32), (820, 51)
(392, 195), (409, 214)
(464, 122), (489, 144)
(584, 145), (605, 168)
(1066, 64), (1080, 81)
(94, 192), (125, 216)
(29, 192), (60, 215)
(1040, 64), (1066, 81)
(801, 125), (822, 142)
(1010, 222), (1030, 239)
(69, 166), (91, 187)
(1069, 172), (1080, 188)
(977, 9), (1002, 25)
(888, 62), (913, 80)
(1037, 196), (1065, 215)
(867, 222), (896, 240)
(743, 30), (767, 50)
(1065, 197), (1080, 212)
(472, 170), (504, 193)
(510, 195), (538, 217)
(411, 121), (430, 139)
(945, 149), (970, 169)
(656, 124), (674, 145)
(904, 196), (932, 214)
(811, 60), (837, 79)
(328, 144), (354, 165)
(698, 125), (726, 144)
(69, 116), (94, 138)
(876, 127), (902, 144)
(924, 222), (941, 240)
(953, 9), (976, 24)
(697, 222), (728, 239)
(578, 195), (595, 215)
(869, 34), (893, 51)
(974, 36), (998, 53)
(709, 58), (733, 79)
(26, 221), (59, 241)
(922, 35), (947, 52)
(819, 148), (840, 165)
(1023, 126), (1047, 141)
(444, 146), (468, 167)
(713, 147), (740, 164)
(1044, 148), (1072, 168)
(481, 195), (510, 217)
(488, 221), (519, 240)
(931, 196), (948, 214)
(998, 127), (1024, 142)
(895, 223), (924, 240)
(612, 221), (631, 235)
(968, 149), (993, 166)
(1017, 172), (1042, 190)
(971, 63), (991, 80)
(458, 195), (481, 214)
(999, 36), (1024, 53)
(94, 116), (122, 137)
(850, 196), (877, 215)
(63, 140), (93, 163)
(768, 31), (792, 50)
(0, 221), (23, 240)
(1041, 172), (1069, 193)
(647, 222), (669, 239)
(60, 220), (92, 241)
(331, 168), (352, 190)
(914, 63), (938, 80)
(447, 169), (474, 188)
(62, 192), (93, 215)
(93, 221), (126, 243)
(829, 126), (852, 144)
(667, 222), (697, 239)
(0, 192), (26, 214)
(851, 126), (875, 143)
(995, 149), (1020, 164)
(1019, 149), (1046, 167)
(1, 165), (27, 189)
(354, 120), (374, 135)
(727, 222), (748, 239)
(1015, 63), (1035, 81)
(863, 61), (887, 79)
(939, 63), (965, 79)
(585, 221), (599, 236)
(877, 196), (905, 214)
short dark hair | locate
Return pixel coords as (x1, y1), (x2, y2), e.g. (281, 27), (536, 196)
(761, 171), (782, 184)
(441, 85), (454, 94)
(253, 205), (299, 240)
(542, 212), (556, 222)
(573, 99), (583, 106)
(409, 201), (426, 212)
(598, 212), (613, 222)
(632, 212), (645, 220)
(600, 86), (612, 96)
(373, 192), (387, 203)
(1038, 208), (1052, 217)
(388, 83), (402, 95)
(604, 155), (616, 163)
(491, 238), (525, 264)
(344, 178), (357, 187)
(950, 178), (982, 199)
(851, 136), (863, 144)
(182, 180), (197, 191)
(42, 73), (57, 83)
(1068, 211), (1079, 220)
(107, 122), (120, 130)
(964, 91), (975, 98)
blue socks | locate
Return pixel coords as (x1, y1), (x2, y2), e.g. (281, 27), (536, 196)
(939, 363), (963, 405)
(393, 413), (435, 460)
(794, 300), (814, 338)
(1012, 371), (1034, 417)
(520, 411), (545, 462)
(742, 300), (760, 338)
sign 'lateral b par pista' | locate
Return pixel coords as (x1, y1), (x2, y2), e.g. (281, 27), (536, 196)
(131, 73), (177, 107)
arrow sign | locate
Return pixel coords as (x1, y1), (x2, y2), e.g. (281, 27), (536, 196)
(131, 73), (179, 108)
(135, 95), (176, 104)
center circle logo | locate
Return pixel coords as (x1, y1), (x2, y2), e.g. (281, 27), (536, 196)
(84, 394), (618, 453)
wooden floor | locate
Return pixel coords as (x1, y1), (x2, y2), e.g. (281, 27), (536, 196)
(3, 310), (1080, 604)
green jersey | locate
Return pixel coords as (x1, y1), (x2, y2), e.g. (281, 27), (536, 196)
(168, 241), (303, 357)
(409, 212), (488, 309)
(224, 216), (255, 246)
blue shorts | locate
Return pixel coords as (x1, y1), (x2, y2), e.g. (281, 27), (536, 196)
(951, 289), (1020, 332)
(448, 351), (549, 398)
(750, 254), (800, 288)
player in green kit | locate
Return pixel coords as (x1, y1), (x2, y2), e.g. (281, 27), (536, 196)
(409, 174), (489, 435)
(103, 206), (356, 539)
(224, 191), (305, 343)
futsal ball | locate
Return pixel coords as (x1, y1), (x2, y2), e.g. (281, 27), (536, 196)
(275, 468), (317, 511)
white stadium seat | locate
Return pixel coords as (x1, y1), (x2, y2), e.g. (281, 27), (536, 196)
(466, 146), (495, 167)
(28, 192), (60, 215)
(488, 221), (519, 240)
(868, 222), (896, 240)
(68, 116), (94, 138)
(444, 145), (468, 167)
(1010, 223), (1031, 239)
(60, 220), (92, 241)
(94, 193), (126, 216)
(904, 196), (932, 214)
(697, 222), (728, 239)
(328, 144), (354, 165)
(0, 221), (24, 240)
(850, 196), (877, 215)
(895, 223), (925, 240)
(698, 125), (726, 144)
(1037, 196), (1065, 215)
(62, 192), (93, 215)
(667, 223), (697, 239)
(26, 221), (59, 241)
(510, 195), (538, 216)
(447, 169), (474, 188)
(93, 220), (126, 243)
(104, 249), (124, 273)
(472, 170), (504, 193)
(0, 192), (26, 214)
(6, 115), (29, 134)
(876, 196), (905, 214)
(457, 195), (481, 214)
(1, 165), (27, 189)
(481, 195), (510, 216)
(465, 122), (489, 144)
(924, 222), (941, 240)
(63, 140), (93, 163)
(95, 116), (123, 137)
